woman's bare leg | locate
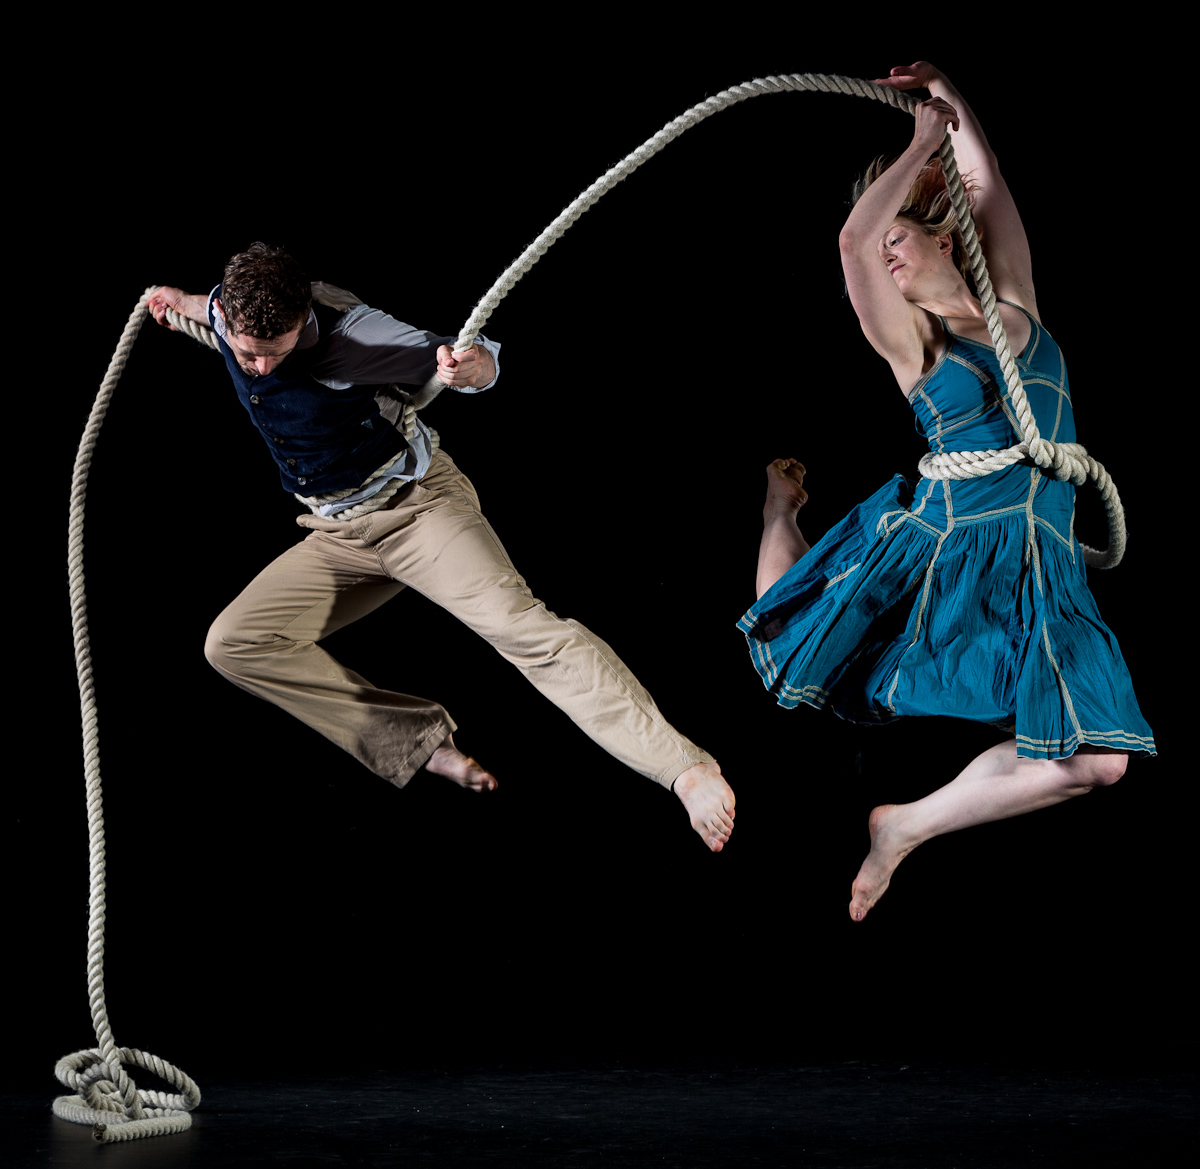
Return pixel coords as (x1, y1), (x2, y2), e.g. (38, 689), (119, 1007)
(757, 459), (812, 599)
(849, 741), (1128, 920)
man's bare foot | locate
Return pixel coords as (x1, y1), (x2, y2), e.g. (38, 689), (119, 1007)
(673, 761), (735, 852)
(425, 736), (497, 792)
(849, 804), (920, 921)
(764, 459), (808, 518)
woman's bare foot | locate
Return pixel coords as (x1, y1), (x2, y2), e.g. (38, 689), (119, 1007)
(764, 458), (808, 517)
(849, 804), (920, 921)
(673, 762), (736, 852)
(425, 735), (497, 792)
(756, 460), (812, 599)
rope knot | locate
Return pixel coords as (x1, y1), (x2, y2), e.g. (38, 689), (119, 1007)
(1027, 436), (1056, 470)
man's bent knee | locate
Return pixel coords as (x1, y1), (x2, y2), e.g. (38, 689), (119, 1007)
(204, 620), (234, 675)
(204, 612), (259, 676)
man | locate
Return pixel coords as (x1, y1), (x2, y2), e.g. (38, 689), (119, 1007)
(148, 243), (735, 849)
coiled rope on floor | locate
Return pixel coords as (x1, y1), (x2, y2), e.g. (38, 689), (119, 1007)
(58, 70), (1127, 1145)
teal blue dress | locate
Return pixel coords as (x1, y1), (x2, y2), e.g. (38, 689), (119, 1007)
(738, 306), (1155, 759)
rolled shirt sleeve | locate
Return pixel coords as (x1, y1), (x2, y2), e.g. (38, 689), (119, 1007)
(313, 304), (500, 392)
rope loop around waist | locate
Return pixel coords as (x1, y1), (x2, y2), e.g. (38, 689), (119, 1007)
(917, 437), (1125, 568)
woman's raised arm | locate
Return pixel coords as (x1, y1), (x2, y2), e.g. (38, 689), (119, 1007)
(838, 96), (960, 387)
(876, 62), (1038, 317)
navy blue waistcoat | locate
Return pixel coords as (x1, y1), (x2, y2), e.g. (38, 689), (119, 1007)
(213, 295), (410, 495)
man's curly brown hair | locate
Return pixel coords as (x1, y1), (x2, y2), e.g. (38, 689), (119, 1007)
(220, 243), (311, 339)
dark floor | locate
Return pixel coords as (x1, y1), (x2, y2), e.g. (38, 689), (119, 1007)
(13, 1060), (1195, 1168)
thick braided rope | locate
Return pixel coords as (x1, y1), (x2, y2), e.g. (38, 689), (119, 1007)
(446, 74), (917, 357)
(58, 289), (201, 1143)
(162, 304), (221, 351)
(438, 72), (1124, 568)
(920, 138), (1125, 567)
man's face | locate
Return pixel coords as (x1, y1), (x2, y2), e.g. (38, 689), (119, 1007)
(215, 296), (304, 376)
(225, 324), (304, 377)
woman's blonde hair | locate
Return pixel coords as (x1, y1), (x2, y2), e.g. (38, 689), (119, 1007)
(853, 156), (981, 293)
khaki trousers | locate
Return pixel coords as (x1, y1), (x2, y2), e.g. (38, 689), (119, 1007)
(205, 451), (711, 788)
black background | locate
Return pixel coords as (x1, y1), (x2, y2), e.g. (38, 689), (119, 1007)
(16, 19), (1184, 1104)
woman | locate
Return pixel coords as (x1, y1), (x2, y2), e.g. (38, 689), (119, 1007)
(739, 62), (1155, 920)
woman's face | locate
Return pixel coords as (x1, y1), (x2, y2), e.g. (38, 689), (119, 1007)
(878, 217), (953, 297)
